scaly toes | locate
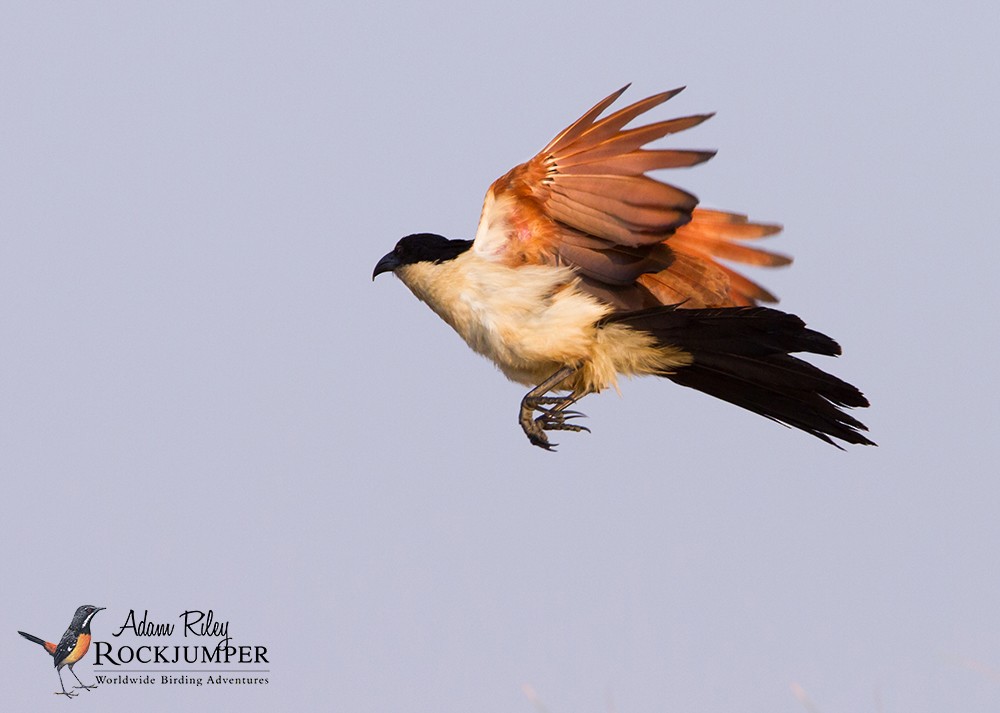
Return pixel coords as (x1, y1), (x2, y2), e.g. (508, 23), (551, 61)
(537, 410), (589, 433)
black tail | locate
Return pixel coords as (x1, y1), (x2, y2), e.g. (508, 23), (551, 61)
(603, 306), (874, 447)
(18, 630), (46, 647)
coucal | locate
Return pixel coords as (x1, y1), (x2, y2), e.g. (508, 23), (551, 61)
(19, 605), (105, 697)
(373, 86), (873, 450)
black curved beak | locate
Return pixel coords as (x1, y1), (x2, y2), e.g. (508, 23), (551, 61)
(372, 251), (400, 281)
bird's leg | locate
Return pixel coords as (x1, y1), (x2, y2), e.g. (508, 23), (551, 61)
(55, 668), (78, 697)
(519, 366), (590, 450)
(70, 664), (97, 690)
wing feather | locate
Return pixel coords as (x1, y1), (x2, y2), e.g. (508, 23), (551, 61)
(558, 114), (715, 163)
(557, 149), (717, 174)
(554, 174), (697, 211)
(557, 241), (661, 286)
(472, 86), (789, 309)
(670, 230), (791, 267)
(541, 85), (632, 155)
(566, 88), (686, 146)
(553, 191), (689, 237)
(638, 252), (733, 307)
(545, 192), (636, 243)
(716, 263), (780, 305)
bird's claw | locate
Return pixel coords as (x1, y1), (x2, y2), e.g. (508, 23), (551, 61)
(519, 398), (590, 450)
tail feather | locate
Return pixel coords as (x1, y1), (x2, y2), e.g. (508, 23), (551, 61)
(18, 630), (47, 647)
(603, 306), (874, 447)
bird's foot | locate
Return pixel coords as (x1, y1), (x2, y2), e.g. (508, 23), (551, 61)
(73, 683), (97, 691)
(519, 396), (589, 451)
(55, 690), (78, 698)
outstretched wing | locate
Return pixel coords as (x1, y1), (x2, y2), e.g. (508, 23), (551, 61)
(471, 86), (789, 310)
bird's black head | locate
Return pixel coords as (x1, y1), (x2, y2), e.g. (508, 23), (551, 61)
(72, 605), (105, 631)
(372, 233), (474, 280)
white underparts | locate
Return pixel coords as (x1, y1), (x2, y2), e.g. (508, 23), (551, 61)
(395, 252), (691, 393)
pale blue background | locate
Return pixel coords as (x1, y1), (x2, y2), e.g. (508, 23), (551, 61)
(2, 1), (998, 711)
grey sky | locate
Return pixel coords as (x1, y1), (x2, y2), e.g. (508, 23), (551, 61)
(2, 1), (998, 711)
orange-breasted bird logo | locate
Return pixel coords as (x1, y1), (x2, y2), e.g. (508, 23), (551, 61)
(18, 605), (105, 698)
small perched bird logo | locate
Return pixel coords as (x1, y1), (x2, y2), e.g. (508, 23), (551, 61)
(374, 85), (873, 450)
(18, 605), (105, 697)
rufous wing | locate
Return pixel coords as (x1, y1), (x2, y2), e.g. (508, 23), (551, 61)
(471, 86), (789, 309)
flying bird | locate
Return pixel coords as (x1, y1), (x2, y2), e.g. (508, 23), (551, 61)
(373, 85), (872, 450)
